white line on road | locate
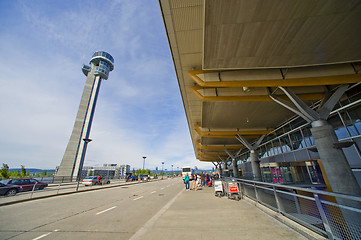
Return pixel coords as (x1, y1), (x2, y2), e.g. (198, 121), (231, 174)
(32, 229), (59, 240)
(151, 191), (156, 194)
(133, 196), (144, 201)
(32, 232), (52, 240)
(129, 188), (185, 240)
(96, 206), (117, 215)
(161, 187), (165, 190)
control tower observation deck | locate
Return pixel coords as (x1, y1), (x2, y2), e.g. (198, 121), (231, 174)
(56, 51), (114, 180)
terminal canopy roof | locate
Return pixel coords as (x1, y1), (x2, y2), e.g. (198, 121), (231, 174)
(159, 0), (361, 162)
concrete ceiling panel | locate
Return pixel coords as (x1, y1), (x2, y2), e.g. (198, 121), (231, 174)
(204, 0), (361, 69)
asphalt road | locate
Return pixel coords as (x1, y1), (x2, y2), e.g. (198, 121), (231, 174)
(0, 178), (183, 240)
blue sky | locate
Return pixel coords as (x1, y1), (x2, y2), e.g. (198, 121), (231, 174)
(0, 0), (213, 171)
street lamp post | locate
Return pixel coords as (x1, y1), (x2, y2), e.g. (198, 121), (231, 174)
(76, 138), (92, 188)
(162, 162), (164, 177)
(142, 156), (146, 170)
(171, 165), (173, 176)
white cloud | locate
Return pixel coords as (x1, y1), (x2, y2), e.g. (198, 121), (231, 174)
(0, 0), (210, 171)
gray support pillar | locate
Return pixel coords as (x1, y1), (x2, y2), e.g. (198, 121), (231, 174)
(218, 165), (222, 177)
(311, 120), (361, 197)
(225, 149), (240, 178)
(270, 85), (361, 196)
(232, 158), (239, 178)
(236, 134), (265, 181)
(223, 162), (229, 177)
(250, 150), (261, 181)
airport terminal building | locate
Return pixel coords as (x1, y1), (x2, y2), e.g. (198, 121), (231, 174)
(159, 0), (361, 196)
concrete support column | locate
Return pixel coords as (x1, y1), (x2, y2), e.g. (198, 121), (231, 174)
(232, 158), (239, 178)
(311, 120), (361, 197)
(218, 164), (222, 177)
(250, 150), (261, 181)
(223, 162), (229, 177)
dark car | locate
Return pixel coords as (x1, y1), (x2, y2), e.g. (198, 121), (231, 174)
(0, 178), (48, 191)
(0, 183), (22, 196)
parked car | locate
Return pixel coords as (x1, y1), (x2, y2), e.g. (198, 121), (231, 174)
(82, 176), (111, 186)
(101, 178), (111, 184)
(82, 176), (99, 186)
(0, 183), (22, 196)
(141, 175), (150, 181)
(0, 178), (48, 191)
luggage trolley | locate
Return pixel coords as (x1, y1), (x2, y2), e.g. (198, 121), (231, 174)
(214, 180), (224, 197)
(227, 181), (241, 201)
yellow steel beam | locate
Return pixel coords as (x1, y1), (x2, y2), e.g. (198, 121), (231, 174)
(197, 151), (228, 156)
(194, 124), (271, 136)
(190, 86), (324, 102)
(199, 158), (218, 162)
(197, 142), (244, 150)
(188, 70), (361, 88)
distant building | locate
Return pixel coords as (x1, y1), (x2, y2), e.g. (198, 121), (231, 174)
(81, 164), (131, 179)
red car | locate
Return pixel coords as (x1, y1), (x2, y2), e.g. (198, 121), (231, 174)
(0, 178), (48, 191)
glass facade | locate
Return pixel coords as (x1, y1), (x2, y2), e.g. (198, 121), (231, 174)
(82, 51), (114, 80)
(237, 91), (361, 187)
(94, 60), (111, 79)
(91, 51), (114, 71)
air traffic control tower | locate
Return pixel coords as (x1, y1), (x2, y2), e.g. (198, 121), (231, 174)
(56, 51), (114, 181)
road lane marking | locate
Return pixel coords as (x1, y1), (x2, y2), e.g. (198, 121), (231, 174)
(133, 196), (144, 201)
(96, 206), (117, 215)
(32, 229), (59, 240)
(32, 232), (52, 240)
(151, 191), (156, 194)
(129, 188), (185, 240)
(161, 187), (165, 190)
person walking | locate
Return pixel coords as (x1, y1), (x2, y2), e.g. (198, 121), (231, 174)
(184, 173), (190, 190)
(200, 171), (205, 187)
(192, 173), (198, 190)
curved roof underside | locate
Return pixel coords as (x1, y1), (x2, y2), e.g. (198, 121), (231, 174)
(203, 0), (361, 70)
(159, 0), (361, 162)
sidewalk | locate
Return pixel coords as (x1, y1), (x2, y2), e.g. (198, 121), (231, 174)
(132, 184), (314, 240)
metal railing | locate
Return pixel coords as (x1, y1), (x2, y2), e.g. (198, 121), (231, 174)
(225, 177), (361, 240)
(0, 177), (163, 206)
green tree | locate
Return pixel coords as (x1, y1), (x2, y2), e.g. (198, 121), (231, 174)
(21, 165), (26, 177)
(12, 171), (21, 178)
(0, 164), (10, 179)
(89, 170), (93, 176)
(41, 171), (47, 177)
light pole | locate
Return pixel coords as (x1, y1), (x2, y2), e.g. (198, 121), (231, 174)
(142, 156), (146, 170)
(76, 138), (92, 187)
(171, 165), (173, 176)
(162, 162), (164, 176)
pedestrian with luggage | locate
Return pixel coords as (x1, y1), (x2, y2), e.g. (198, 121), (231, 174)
(184, 173), (190, 190)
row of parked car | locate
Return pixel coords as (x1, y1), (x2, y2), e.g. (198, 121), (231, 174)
(0, 176), (114, 196)
(0, 178), (48, 196)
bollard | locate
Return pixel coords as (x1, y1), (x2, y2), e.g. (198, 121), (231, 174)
(76, 181), (80, 191)
(29, 183), (37, 199)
